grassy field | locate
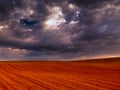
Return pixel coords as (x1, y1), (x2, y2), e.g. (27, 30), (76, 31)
(0, 58), (120, 90)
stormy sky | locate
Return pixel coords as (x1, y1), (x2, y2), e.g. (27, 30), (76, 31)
(0, 0), (120, 60)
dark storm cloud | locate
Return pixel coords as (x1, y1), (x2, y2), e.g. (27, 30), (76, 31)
(0, 0), (120, 60)
(70, 0), (110, 7)
(0, 0), (22, 21)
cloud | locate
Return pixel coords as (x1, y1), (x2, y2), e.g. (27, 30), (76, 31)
(0, 0), (119, 60)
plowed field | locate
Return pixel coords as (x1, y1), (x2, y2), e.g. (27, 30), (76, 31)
(0, 58), (120, 90)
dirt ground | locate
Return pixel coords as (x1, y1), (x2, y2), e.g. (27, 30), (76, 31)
(0, 58), (120, 90)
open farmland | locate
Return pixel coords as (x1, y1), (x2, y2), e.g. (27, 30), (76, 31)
(0, 58), (120, 90)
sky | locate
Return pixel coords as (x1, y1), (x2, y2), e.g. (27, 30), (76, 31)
(0, 0), (120, 60)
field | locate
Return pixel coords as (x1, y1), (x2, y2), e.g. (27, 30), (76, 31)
(0, 58), (120, 90)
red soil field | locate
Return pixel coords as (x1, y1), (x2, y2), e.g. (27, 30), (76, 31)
(0, 58), (120, 90)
